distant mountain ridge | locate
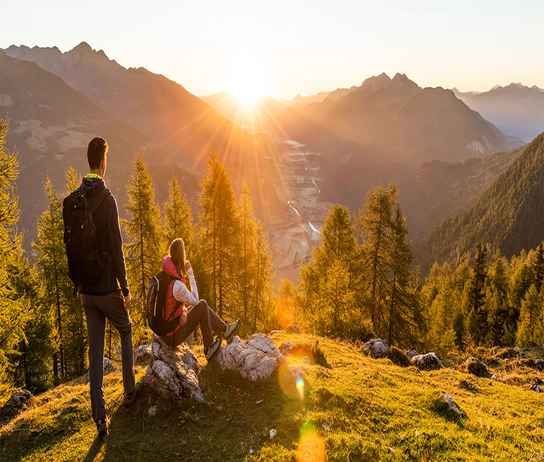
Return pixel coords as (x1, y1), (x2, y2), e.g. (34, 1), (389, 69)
(414, 132), (544, 272)
(2, 42), (275, 170)
(453, 83), (544, 142)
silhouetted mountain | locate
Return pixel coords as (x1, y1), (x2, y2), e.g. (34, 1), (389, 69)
(455, 83), (544, 142)
(3, 43), (277, 170)
(415, 132), (544, 273)
(290, 86), (358, 106)
(0, 50), (168, 245)
(279, 73), (522, 165)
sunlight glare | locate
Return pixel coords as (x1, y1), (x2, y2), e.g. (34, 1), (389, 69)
(225, 53), (268, 110)
(297, 422), (326, 462)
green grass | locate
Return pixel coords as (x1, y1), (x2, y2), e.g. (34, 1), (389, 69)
(2, 334), (544, 461)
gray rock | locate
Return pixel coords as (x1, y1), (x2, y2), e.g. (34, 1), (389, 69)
(145, 336), (205, 403)
(438, 392), (464, 417)
(216, 333), (284, 381)
(84, 357), (116, 384)
(411, 352), (442, 370)
(0, 389), (32, 418)
(361, 338), (389, 359)
(134, 344), (152, 366)
(405, 349), (419, 359)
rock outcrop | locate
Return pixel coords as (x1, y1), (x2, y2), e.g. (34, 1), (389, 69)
(145, 336), (205, 403)
(216, 334), (284, 381)
(410, 352), (442, 371)
(361, 338), (389, 359)
(0, 390), (32, 419)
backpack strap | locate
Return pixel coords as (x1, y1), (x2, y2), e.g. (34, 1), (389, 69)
(88, 188), (111, 214)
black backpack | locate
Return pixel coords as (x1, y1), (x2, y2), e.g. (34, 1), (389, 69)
(146, 271), (183, 336)
(63, 188), (110, 294)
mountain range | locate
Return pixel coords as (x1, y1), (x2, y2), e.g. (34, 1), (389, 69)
(453, 84), (544, 142)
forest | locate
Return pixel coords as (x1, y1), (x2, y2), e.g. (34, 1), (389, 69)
(1, 118), (543, 403)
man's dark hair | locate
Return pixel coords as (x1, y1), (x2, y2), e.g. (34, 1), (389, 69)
(87, 137), (108, 170)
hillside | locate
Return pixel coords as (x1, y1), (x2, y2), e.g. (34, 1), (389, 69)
(3, 43), (278, 171)
(0, 50), (166, 245)
(415, 132), (544, 272)
(2, 334), (544, 461)
(455, 84), (544, 142)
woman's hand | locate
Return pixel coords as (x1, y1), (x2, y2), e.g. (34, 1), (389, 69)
(185, 260), (192, 272)
(180, 308), (188, 326)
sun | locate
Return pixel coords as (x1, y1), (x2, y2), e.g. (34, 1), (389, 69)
(225, 55), (267, 110)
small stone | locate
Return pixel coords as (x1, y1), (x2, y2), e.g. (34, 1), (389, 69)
(269, 429), (277, 439)
(148, 405), (157, 417)
(256, 400), (264, 405)
(322, 422), (330, 432)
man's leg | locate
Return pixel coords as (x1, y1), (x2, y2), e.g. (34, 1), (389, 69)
(99, 290), (136, 395)
(82, 295), (107, 423)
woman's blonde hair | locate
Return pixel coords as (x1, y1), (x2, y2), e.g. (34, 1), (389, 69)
(169, 238), (187, 278)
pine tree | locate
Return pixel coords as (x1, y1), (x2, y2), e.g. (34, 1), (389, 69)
(516, 284), (543, 347)
(33, 178), (70, 381)
(486, 251), (509, 346)
(467, 243), (488, 345)
(300, 204), (362, 337)
(357, 184), (397, 334)
(0, 119), (27, 399)
(532, 242), (544, 293)
(163, 177), (196, 257)
(123, 155), (163, 342)
(197, 151), (239, 319)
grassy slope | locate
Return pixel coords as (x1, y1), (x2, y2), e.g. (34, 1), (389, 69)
(2, 334), (544, 462)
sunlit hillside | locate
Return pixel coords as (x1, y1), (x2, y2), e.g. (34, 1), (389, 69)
(2, 334), (544, 461)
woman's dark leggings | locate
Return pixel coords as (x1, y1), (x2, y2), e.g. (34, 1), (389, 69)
(160, 299), (226, 348)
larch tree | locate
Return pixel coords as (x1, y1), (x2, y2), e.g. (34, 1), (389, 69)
(357, 184), (398, 335)
(197, 151), (239, 319)
(123, 155), (163, 342)
(0, 119), (28, 400)
(516, 284), (543, 347)
(466, 242), (489, 345)
(163, 177), (196, 257)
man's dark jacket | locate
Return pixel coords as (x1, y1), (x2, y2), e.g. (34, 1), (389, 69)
(78, 176), (129, 297)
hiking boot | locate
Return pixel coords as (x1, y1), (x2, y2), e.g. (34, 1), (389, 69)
(204, 337), (222, 362)
(223, 319), (240, 344)
(124, 382), (141, 410)
(96, 416), (109, 438)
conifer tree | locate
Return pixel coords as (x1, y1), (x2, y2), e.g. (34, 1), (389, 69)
(467, 242), (488, 345)
(276, 279), (297, 330)
(33, 178), (70, 380)
(123, 155), (163, 342)
(506, 263), (534, 345)
(300, 204), (362, 337)
(0, 119), (28, 399)
(197, 151), (239, 318)
(357, 184), (397, 334)
(163, 177), (196, 257)
(486, 251), (509, 346)
(516, 284), (543, 347)
(532, 242), (544, 293)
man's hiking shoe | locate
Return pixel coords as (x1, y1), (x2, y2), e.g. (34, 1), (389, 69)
(205, 337), (222, 362)
(124, 382), (141, 410)
(223, 319), (240, 344)
(96, 417), (109, 438)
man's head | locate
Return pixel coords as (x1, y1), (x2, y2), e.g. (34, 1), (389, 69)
(87, 137), (108, 175)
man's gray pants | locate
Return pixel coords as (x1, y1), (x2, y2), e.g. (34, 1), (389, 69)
(82, 290), (135, 423)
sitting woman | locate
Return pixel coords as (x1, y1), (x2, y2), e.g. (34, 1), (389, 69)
(160, 238), (239, 362)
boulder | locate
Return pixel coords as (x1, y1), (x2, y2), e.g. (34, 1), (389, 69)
(437, 392), (464, 417)
(465, 357), (488, 377)
(216, 333), (284, 382)
(361, 338), (389, 359)
(411, 352), (442, 371)
(134, 344), (152, 366)
(145, 336), (205, 403)
(84, 357), (116, 384)
(0, 389), (32, 419)
(278, 341), (293, 356)
(405, 349), (419, 359)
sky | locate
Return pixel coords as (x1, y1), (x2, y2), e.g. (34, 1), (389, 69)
(2, 0), (544, 100)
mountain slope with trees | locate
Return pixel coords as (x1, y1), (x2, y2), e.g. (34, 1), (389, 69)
(415, 132), (544, 272)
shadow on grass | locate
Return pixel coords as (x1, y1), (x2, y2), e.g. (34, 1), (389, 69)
(99, 364), (302, 461)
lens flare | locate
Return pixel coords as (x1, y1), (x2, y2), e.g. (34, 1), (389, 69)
(297, 422), (326, 462)
(278, 361), (304, 399)
(296, 376), (305, 401)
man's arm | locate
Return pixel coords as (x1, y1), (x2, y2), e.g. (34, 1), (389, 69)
(108, 195), (130, 299)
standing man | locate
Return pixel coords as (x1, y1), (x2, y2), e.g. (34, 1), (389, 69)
(79, 137), (138, 438)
